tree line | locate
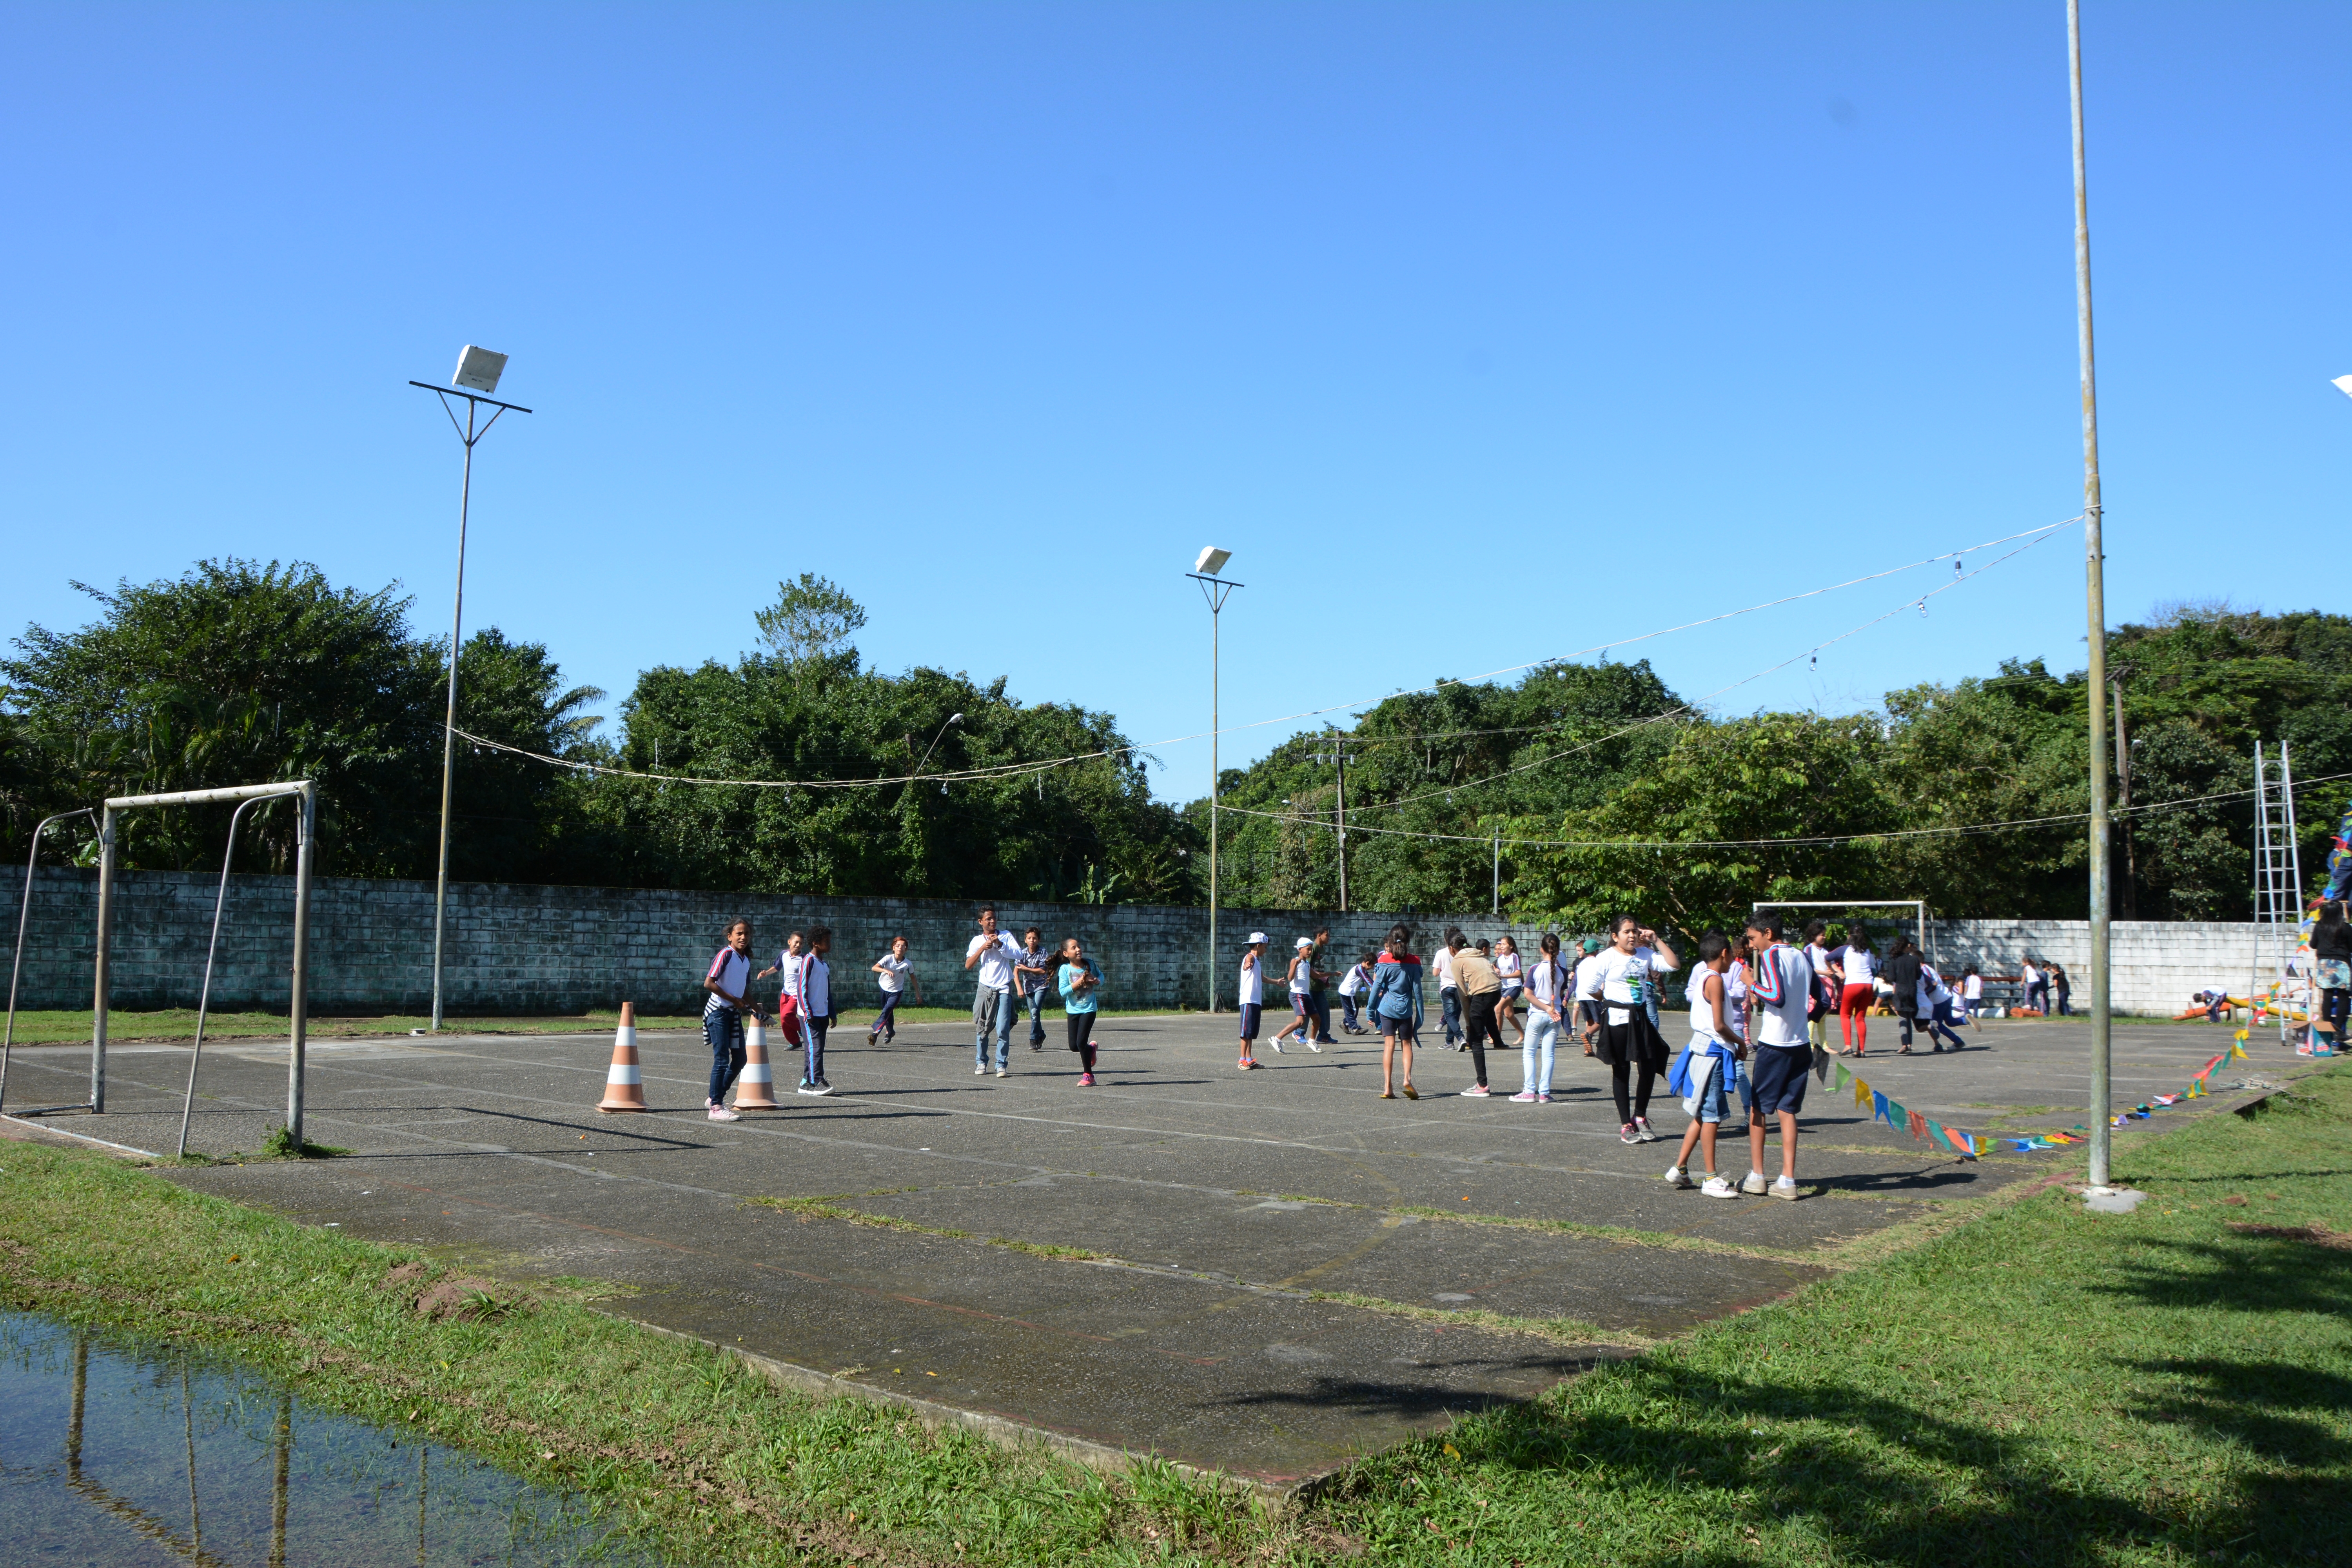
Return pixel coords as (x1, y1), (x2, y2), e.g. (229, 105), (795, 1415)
(3, 561), (2342, 931)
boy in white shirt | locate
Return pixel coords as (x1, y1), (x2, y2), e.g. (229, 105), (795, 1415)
(1237, 933), (1269, 1070)
(965, 905), (1022, 1077)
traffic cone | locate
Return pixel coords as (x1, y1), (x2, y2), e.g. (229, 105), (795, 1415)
(596, 1002), (647, 1112)
(734, 1015), (781, 1109)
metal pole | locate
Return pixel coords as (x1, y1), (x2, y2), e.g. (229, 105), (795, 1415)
(179, 793), (281, 1160)
(1209, 599), (1219, 1014)
(287, 784), (315, 1149)
(430, 401), (475, 1034)
(1492, 831), (1501, 915)
(1336, 740), (1348, 914)
(4, 809), (92, 1114)
(2070, 0), (2114, 1189)
(90, 807), (115, 1113)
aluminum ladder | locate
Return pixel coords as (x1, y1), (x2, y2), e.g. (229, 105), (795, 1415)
(2251, 740), (2305, 1042)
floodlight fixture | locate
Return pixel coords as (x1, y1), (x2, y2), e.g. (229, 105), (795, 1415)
(454, 345), (509, 394)
(1194, 546), (1232, 577)
(2333, 374), (2352, 400)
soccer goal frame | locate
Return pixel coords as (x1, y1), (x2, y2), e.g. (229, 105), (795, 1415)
(79, 782), (319, 1149)
(1752, 899), (1930, 961)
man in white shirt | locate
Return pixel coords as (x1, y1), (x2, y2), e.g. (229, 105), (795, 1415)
(965, 905), (1022, 1076)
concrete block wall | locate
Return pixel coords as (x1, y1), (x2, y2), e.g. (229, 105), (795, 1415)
(0, 865), (2272, 1019)
(0, 866), (1556, 1016)
(1923, 919), (2276, 1018)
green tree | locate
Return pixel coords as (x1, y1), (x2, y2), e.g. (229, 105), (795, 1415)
(754, 573), (868, 664)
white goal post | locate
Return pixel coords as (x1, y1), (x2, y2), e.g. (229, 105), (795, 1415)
(87, 781), (318, 1146)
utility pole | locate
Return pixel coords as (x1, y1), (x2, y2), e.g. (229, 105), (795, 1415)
(1492, 831), (1501, 915)
(2111, 673), (2135, 918)
(1310, 728), (1351, 912)
(2069, 0), (2115, 1191)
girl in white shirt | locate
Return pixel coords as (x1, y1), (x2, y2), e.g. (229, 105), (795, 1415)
(1837, 932), (1877, 1057)
(868, 935), (922, 1044)
(1493, 936), (1525, 1044)
(1575, 915), (1681, 1144)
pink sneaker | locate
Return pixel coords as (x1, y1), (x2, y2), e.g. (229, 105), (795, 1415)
(1508, 1091), (1539, 1103)
(1078, 1072), (1096, 1087)
(1462, 1084), (1491, 1098)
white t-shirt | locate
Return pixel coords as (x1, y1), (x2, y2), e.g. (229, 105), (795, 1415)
(967, 932), (1019, 991)
(1527, 955), (1568, 1009)
(795, 954), (831, 1016)
(1288, 950), (1314, 994)
(705, 947), (750, 1018)
(1919, 964), (1953, 1011)
(1842, 948), (1877, 986)
(1964, 973), (1983, 1000)
(1577, 946), (1671, 1005)
(2020, 962), (2041, 986)
(1432, 946), (1457, 988)
(1338, 963), (1370, 997)
(1238, 952), (1264, 1006)
(875, 954), (911, 993)
(1495, 950), (1523, 989)
(776, 949), (804, 997)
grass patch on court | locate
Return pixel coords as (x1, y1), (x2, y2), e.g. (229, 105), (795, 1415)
(2, 1064), (2347, 1566)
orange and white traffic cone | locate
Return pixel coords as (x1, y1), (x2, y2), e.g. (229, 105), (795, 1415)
(733, 1015), (781, 1109)
(597, 1002), (648, 1112)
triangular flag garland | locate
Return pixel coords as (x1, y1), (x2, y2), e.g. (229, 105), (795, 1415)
(1809, 1038), (2252, 1161)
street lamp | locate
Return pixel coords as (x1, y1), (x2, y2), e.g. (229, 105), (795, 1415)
(1188, 548), (1241, 1013)
(411, 347), (532, 1033)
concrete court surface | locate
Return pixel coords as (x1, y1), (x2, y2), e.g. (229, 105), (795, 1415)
(0, 1007), (2301, 1487)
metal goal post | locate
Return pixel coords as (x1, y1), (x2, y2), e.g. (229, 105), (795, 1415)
(1751, 899), (1930, 962)
(86, 781), (318, 1145)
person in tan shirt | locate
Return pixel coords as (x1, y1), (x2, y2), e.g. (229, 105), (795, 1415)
(1452, 940), (1504, 1098)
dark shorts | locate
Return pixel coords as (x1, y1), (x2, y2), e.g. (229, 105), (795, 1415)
(1749, 1044), (1810, 1115)
(1291, 993), (1314, 1016)
(1238, 1002), (1263, 1041)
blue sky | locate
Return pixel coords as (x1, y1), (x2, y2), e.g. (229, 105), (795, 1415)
(3, 1), (2345, 805)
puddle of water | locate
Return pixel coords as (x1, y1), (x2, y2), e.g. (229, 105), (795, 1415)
(0, 1312), (656, 1566)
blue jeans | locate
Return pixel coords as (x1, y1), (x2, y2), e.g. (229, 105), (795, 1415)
(1441, 987), (1461, 1044)
(974, 985), (1016, 1069)
(1022, 985), (1049, 1044)
(704, 1010), (745, 1104)
(872, 991), (901, 1039)
(1310, 991), (1333, 1041)
(1522, 1010), (1560, 1095)
(1341, 994), (1362, 1031)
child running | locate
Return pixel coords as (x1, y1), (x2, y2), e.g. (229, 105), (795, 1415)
(757, 930), (807, 1064)
(1367, 923), (1423, 1099)
(1337, 953), (1375, 1034)
(1057, 936), (1105, 1085)
(1271, 937), (1323, 1053)
(1665, 932), (1747, 1198)
(1237, 932), (1269, 1070)
(1510, 932), (1568, 1103)
(1960, 965), (1983, 1025)
(1916, 960), (1968, 1051)
(1494, 935), (1525, 1044)
(702, 918), (757, 1122)
(869, 935), (921, 1044)
(1577, 915), (1679, 1144)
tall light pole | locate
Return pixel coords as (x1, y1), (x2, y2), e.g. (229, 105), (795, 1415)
(412, 347), (532, 1033)
(2068, 0), (2114, 1191)
(1189, 548), (1240, 1013)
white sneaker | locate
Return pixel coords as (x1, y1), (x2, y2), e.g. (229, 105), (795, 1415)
(974, 1063), (987, 1075)
(1634, 1116), (1659, 1143)
(1663, 1165), (1693, 1189)
(1305, 1041), (1321, 1053)
(708, 1105), (740, 1122)
(1702, 1176), (1740, 1199)
(995, 1067), (1008, 1078)
(1770, 1177), (1801, 1201)
(1741, 1171), (1768, 1195)
(1270, 1038), (1286, 1053)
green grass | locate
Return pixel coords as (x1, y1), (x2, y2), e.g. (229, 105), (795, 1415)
(2, 1065), (2347, 1565)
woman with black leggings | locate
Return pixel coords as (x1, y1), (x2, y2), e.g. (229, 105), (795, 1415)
(2313, 902), (2352, 1045)
(1576, 914), (1680, 1144)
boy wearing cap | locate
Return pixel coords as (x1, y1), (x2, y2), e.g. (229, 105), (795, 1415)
(1237, 933), (1269, 1070)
